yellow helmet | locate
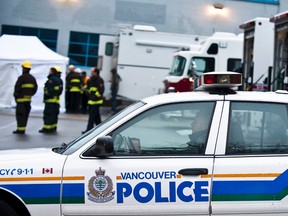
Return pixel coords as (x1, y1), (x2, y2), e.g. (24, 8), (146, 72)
(22, 61), (32, 69)
(53, 66), (61, 73)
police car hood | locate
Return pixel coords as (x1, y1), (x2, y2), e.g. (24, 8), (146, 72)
(0, 148), (63, 162)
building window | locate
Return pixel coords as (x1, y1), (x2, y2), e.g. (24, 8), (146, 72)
(68, 31), (99, 67)
(1, 25), (58, 51)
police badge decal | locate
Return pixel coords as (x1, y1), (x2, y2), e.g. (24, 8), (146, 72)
(87, 167), (115, 203)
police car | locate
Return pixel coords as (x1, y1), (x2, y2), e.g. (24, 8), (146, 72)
(1, 71), (288, 216)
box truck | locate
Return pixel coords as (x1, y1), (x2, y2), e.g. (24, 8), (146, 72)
(270, 11), (288, 91)
(239, 17), (274, 91)
(97, 25), (207, 100)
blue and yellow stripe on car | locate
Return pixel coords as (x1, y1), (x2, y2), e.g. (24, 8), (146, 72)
(0, 176), (85, 204)
(207, 171), (286, 201)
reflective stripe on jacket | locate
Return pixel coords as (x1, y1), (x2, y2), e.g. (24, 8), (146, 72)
(87, 76), (104, 105)
(66, 72), (82, 93)
(43, 74), (62, 104)
(16, 96), (32, 103)
(70, 79), (81, 92)
(14, 73), (38, 103)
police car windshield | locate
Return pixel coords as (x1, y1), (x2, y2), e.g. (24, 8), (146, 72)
(59, 101), (145, 155)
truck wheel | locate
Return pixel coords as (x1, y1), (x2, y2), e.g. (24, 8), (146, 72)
(0, 200), (18, 216)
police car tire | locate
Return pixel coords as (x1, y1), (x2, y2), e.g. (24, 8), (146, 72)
(0, 200), (18, 216)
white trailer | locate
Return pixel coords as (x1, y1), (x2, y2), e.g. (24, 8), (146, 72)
(270, 11), (288, 91)
(164, 32), (243, 93)
(239, 17), (274, 91)
(97, 25), (207, 101)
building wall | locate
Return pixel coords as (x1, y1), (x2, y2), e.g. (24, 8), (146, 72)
(0, 0), (287, 59)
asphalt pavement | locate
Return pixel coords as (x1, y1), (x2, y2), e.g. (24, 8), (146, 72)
(0, 106), (113, 151)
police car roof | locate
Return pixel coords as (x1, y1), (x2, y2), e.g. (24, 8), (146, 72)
(141, 90), (288, 106)
(141, 91), (221, 105)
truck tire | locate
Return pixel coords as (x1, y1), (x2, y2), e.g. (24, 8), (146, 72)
(0, 200), (18, 216)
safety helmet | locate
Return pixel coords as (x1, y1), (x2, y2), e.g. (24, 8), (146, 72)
(22, 61), (32, 69)
(75, 68), (82, 73)
(53, 66), (61, 73)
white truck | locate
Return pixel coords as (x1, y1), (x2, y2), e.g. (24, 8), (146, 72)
(97, 25), (207, 101)
(239, 17), (274, 91)
(270, 11), (288, 91)
(163, 32), (243, 93)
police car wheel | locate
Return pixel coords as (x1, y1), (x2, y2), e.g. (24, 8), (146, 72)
(0, 200), (18, 216)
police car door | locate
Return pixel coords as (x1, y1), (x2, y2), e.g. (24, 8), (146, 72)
(212, 94), (288, 215)
(62, 99), (223, 215)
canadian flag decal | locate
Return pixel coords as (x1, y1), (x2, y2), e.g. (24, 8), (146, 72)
(42, 168), (53, 174)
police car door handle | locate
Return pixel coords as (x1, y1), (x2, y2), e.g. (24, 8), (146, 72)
(178, 168), (208, 176)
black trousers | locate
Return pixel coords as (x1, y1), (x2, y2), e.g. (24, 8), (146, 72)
(81, 93), (88, 112)
(86, 105), (101, 131)
(69, 92), (81, 113)
(43, 103), (59, 131)
(16, 102), (31, 131)
(65, 90), (70, 112)
(54, 103), (60, 129)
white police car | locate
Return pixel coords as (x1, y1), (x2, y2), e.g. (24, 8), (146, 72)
(1, 71), (288, 216)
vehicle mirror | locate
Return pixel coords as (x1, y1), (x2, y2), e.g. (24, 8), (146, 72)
(93, 136), (114, 157)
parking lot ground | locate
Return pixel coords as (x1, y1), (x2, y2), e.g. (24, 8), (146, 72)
(0, 106), (112, 150)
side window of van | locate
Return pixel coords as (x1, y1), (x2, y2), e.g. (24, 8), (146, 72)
(226, 102), (288, 154)
(192, 57), (215, 75)
(207, 43), (218, 54)
(105, 42), (114, 56)
(227, 58), (242, 72)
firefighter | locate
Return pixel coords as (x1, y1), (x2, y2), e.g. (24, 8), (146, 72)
(39, 66), (63, 133)
(13, 61), (38, 134)
(66, 66), (82, 113)
(82, 67), (104, 134)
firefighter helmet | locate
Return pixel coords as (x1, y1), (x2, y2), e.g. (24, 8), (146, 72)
(53, 66), (61, 73)
(22, 61), (32, 69)
(75, 68), (82, 73)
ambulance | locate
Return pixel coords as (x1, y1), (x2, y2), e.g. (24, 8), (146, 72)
(2, 71), (288, 215)
(239, 17), (274, 91)
(97, 25), (207, 101)
(163, 32), (243, 93)
(270, 11), (288, 91)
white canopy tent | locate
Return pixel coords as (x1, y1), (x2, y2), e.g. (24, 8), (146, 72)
(0, 34), (69, 111)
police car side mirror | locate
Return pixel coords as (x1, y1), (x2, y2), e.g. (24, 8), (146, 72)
(94, 136), (114, 157)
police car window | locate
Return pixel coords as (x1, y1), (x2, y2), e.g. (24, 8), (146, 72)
(226, 102), (288, 155)
(61, 102), (145, 155)
(110, 102), (215, 156)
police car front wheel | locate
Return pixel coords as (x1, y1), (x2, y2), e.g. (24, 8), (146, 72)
(0, 200), (18, 216)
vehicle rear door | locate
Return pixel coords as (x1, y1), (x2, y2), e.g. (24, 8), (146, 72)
(212, 96), (288, 215)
